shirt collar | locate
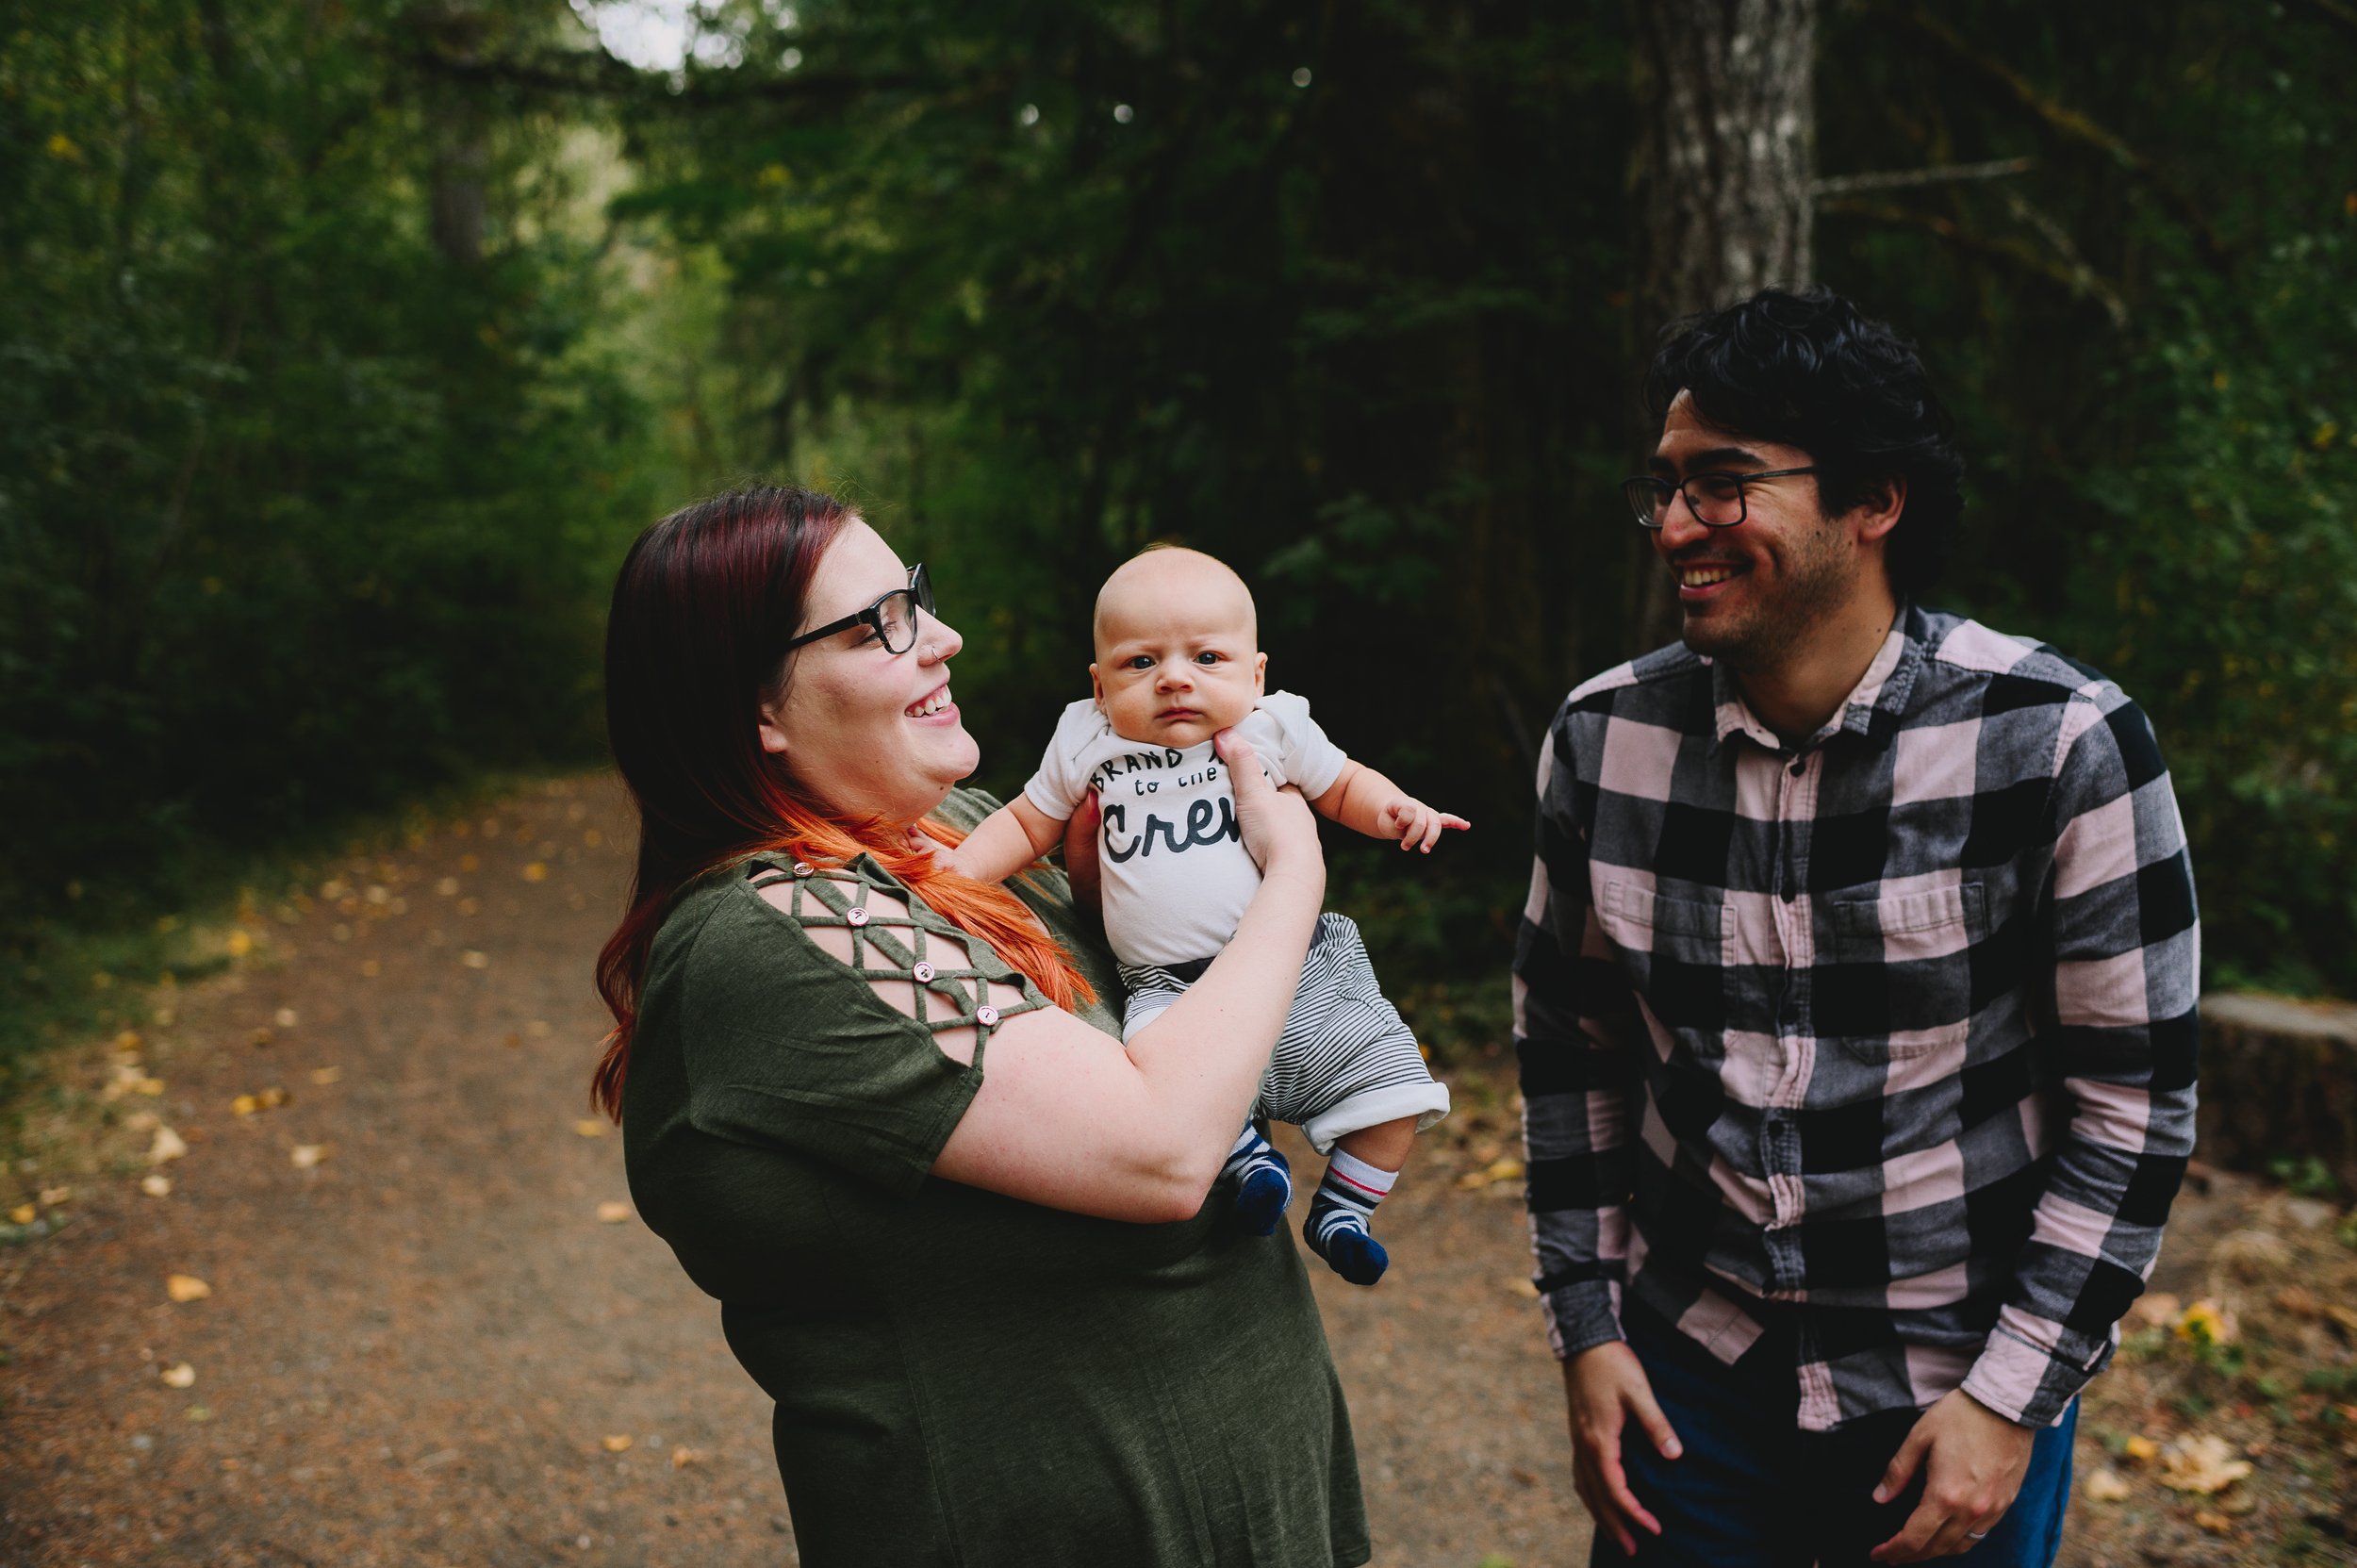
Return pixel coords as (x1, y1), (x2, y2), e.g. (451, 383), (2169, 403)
(1708, 602), (1925, 754)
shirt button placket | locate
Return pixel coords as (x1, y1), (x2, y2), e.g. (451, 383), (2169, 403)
(1763, 749), (1812, 1293)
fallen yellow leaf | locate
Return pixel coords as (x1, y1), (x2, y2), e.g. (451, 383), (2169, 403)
(2192, 1509), (2233, 1534)
(1507, 1278), (1540, 1298)
(2128, 1291), (2180, 1329)
(2173, 1298), (2238, 1346)
(2159, 1433), (2252, 1494)
(115, 1031), (143, 1051)
(595, 1201), (633, 1224)
(148, 1126), (189, 1164)
(2083, 1467), (2131, 1502)
(289, 1144), (328, 1169)
(462, 950), (489, 969)
(522, 862), (549, 883)
(274, 1008), (298, 1029)
(38, 1185), (70, 1205)
(1486, 1157), (1525, 1183)
(8, 1204), (33, 1225)
(166, 1274), (212, 1303)
(135, 1077), (163, 1097)
(670, 1445), (701, 1469)
(602, 1434), (634, 1452)
(232, 1095), (257, 1115)
(140, 1174), (173, 1197)
(2123, 1435), (2158, 1461)
(309, 1066), (342, 1085)
(2326, 1303), (2357, 1336)
(574, 1120), (609, 1138)
(160, 1362), (196, 1389)
(1456, 1169), (1492, 1191)
(226, 931), (254, 958)
(437, 876), (461, 896)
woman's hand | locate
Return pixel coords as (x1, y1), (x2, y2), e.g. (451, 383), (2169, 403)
(1218, 731), (1323, 889)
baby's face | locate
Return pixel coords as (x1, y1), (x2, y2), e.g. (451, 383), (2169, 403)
(1091, 556), (1267, 750)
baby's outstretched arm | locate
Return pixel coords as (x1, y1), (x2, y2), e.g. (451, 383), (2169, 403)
(1310, 761), (1470, 853)
(945, 795), (1068, 884)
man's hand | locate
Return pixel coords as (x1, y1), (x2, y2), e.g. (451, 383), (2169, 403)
(1377, 795), (1471, 853)
(1870, 1389), (2036, 1561)
(1563, 1340), (1682, 1557)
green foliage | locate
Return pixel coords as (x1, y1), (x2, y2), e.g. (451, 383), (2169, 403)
(1815, 0), (2357, 995)
(0, 1), (666, 1027)
(2267, 1153), (2343, 1201)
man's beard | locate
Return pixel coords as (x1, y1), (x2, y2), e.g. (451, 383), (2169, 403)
(1677, 520), (1856, 672)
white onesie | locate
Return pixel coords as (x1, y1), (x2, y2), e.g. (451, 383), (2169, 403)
(1021, 690), (1346, 969)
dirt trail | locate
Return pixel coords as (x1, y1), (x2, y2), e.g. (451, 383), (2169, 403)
(0, 776), (1587, 1567)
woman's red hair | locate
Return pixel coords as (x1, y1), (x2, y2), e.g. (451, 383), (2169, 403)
(592, 486), (1091, 1119)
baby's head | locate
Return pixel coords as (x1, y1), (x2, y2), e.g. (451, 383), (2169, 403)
(1090, 547), (1267, 749)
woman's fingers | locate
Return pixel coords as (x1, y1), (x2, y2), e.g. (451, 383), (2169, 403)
(1217, 731), (1321, 877)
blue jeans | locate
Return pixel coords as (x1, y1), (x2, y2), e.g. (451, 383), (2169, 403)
(1591, 1302), (2076, 1567)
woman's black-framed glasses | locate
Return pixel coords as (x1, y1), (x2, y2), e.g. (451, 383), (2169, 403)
(1621, 468), (1819, 530)
(782, 563), (935, 654)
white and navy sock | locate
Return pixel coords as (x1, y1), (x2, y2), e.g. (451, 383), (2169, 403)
(1304, 1148), (1396, 1286)
(1224, 1125), (1293, 1235)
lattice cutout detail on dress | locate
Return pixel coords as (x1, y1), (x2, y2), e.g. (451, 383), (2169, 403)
(749, 859), (1047, 1046)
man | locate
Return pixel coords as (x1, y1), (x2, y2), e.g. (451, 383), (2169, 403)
(1515, 287), (2198, 1565)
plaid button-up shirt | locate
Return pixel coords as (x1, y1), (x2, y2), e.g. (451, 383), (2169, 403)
(1513, 604), (2200, 1430)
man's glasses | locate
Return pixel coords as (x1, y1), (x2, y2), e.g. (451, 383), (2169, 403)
(782, 563), (935, 654)
(1621, 468), (1820, 530)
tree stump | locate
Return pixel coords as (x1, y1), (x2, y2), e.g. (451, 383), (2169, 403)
(2197, 993), (2357, 1193)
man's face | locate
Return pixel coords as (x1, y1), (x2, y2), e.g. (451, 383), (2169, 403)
(1649, 391), (1873, 669)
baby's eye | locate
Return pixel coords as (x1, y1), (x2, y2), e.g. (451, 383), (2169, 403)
(1194, 651), (1224, 666)
(1126, 654), (1156, 669)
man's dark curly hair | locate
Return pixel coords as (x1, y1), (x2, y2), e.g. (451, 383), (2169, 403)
(1642, 287), (1965, 596)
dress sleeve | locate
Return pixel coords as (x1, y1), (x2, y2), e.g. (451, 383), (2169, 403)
(1022, 699), (1104, 821)
(1252, 690), (1348, 799)
(676, 865), (1049, 1198)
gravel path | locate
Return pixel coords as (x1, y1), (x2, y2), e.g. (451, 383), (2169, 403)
(0, 776), (1589, 1567)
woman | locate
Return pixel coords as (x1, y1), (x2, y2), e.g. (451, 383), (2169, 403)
(593, 486), (1371, 1567)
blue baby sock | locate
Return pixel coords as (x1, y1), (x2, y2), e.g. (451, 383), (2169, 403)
(1224, 1125), (1293, 1235)
(1304, 1148), (1396, 1286)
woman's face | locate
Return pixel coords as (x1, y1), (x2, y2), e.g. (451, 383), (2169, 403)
(758, 520), (976, 825)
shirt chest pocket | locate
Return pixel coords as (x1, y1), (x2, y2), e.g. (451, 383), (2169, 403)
(1594, 879), (1733, 969)
(1824, 882), (1987, 964)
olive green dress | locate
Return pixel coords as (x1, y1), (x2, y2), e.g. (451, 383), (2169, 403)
(622, 789), (1370, 1568)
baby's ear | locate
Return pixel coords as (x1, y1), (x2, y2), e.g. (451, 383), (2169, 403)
(1089, 663), (1105, 705)
(1252, 652), (1268, 693)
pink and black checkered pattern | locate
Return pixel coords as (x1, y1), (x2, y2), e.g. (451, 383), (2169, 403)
(1514, 605), (2200, 1430)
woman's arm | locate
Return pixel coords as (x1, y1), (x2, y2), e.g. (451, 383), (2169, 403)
(1310, 759), (1472, 853)
(775, 733), (1323, 1222)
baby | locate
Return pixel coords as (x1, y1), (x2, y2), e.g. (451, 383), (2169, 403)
(948, 546), (1464, 1285)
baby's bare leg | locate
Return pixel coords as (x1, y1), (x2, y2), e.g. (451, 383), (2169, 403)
(1334, 1114), (1419, 1172)
(1307, 1115), (1421, 1286)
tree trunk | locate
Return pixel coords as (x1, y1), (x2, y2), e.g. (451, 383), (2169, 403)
(1624, 0), (1816, 654)
(411, 3), (489, 266)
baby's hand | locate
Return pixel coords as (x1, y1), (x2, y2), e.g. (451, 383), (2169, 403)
(1380, 796), (1471, 853)
(905, 823), (958, 875)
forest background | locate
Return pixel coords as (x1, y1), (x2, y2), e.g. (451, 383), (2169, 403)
(5, 0), (2354, 1086)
